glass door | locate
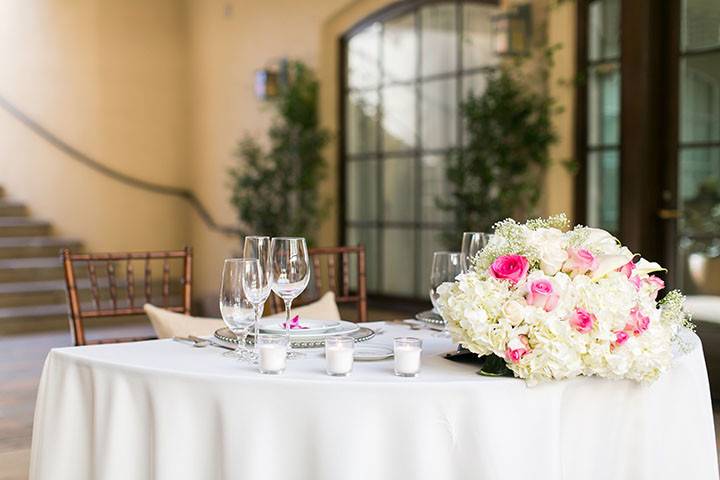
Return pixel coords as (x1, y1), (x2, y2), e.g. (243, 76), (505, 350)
(675, 0), (720, 295)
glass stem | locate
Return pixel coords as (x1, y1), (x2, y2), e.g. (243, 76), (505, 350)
(284, 299), (292, 340)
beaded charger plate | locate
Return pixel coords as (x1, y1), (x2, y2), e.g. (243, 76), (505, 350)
(214, 326), (376, 349)
(414, 309), (446, 327)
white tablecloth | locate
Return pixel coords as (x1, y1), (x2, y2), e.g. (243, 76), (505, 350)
(30, 323), (718, 480)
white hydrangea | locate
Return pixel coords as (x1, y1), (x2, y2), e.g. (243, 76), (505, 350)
(437, 216), (693, 385)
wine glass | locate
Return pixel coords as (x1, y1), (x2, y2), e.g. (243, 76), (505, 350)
(269, 237), (310, 345)
(219, 258), (257, 359)
(460, 232), (491, 273)
(429, 251), (463, 314)
(243, 236), (271, 349)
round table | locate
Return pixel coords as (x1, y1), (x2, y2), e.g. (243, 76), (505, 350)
(29, 323), (718, 480)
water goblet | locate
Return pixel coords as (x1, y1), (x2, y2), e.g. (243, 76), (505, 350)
(219, 258), (257, 360)
(269, 237), (310, 356)
(460, 232), (491, 273)
(243, 236), (271, 356)
(429, 251), (463, 314)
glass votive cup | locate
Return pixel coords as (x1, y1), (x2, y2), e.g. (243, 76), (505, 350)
(394, 337), (422, 377)
(324, 336), (354, 377)
(257, 334), (288, 375)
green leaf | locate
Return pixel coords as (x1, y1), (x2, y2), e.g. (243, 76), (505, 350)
(477, 354), (515, 377)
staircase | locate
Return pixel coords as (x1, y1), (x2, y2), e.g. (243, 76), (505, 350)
(0, 186), (83, 334)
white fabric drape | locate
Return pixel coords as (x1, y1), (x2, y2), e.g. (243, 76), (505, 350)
(29, 324), (718, 480)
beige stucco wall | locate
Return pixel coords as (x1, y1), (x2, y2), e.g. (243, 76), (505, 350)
(0, 0), (577, 310)
(0, 0), (191, 252)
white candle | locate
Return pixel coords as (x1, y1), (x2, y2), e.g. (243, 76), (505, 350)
(394, 345), (422, 376)
(259, 343), (287, 374)
(325, 345), (354, 376)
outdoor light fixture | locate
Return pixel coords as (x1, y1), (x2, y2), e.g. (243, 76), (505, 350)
(254, 58), (289, 100)
(492, 4), (532, 56)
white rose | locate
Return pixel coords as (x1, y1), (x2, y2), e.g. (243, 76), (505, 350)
(530, 228), (568, 275)
(502, 300), (527, 326)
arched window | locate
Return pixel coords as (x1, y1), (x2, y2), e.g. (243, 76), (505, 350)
(341, 0), (499, 298)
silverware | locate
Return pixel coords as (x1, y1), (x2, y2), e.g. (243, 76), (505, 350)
(403, 319), (446, 332)
(173, 336), (210, 348)
(188, 335), (211, 347)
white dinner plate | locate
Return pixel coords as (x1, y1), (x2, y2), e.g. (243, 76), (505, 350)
(259, 319), (341, 334)
(258, 320), (359, 338)
(354, 344), (394, 361)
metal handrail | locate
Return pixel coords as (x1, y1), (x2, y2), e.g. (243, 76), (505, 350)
(0, 94), (242, 236)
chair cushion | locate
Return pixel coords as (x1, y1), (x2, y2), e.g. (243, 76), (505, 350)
(144, 292), (342, 339)
(144, 304), (225, 339)
(265, 291), (341, 321)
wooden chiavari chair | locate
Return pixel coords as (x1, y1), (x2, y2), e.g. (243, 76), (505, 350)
(270, 245), (367, 322)
(61, 247), (193, 346)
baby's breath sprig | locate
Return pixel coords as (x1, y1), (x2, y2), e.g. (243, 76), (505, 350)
(474, 217), (540, 270)
(660, 290), (695, 332)
(566, 225), (591, 248)
(525, 213), (569, 231)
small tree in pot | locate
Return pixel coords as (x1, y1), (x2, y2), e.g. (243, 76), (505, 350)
(229, 60), (330, 244)
(438, 66), (558, 243)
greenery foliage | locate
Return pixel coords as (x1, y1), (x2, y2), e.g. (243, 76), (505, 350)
(438, 66), (558, 243)
(229, 61), (330, 244)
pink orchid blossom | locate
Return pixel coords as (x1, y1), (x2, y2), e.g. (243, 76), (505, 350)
(564, 247), (599, 276)
(626, 307), (650, 336)
(505, 335), (530, 364)
(645, 276), (665, 300)
(569, 308), (595, 334)
(618, 260), (636, 278)
(490, 255), (530, 285)
(526, 278), (560, 312)
(281, 315), (308, 330)
(612, 330), (629, 350)
(629, 275), (643, 291)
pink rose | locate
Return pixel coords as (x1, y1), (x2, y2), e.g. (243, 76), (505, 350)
(626, 307), (650, 336)
(490, 255), (529, 285)
(526, 278), (560, 312)
(645, 276), (665, 300)
(564, 248), (599, 275)
(617, 261), (636, 278)
(569, 308), (595, 333)
(505, 335), (530, 364)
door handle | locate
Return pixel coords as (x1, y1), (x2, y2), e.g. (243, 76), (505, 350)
(657, 209), (680, 219)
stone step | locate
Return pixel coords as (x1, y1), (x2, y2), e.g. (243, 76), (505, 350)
(0, 200), (28, 217)
(0, 237), (81, 259)
(0, 304), (150, 334)
(0, 218), (51, 237)
(0, 279), (183, 307)
(0, 257), (65, 282)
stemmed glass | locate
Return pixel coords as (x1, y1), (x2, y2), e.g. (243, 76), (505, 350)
(460, 232), (491, 273)
(429, 251), (463, 314)
(269, 237), (310, 349)
(243, 236), (271, 351)
(219, 258), (257, 359)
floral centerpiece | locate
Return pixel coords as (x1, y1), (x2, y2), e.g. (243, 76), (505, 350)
(437, 215), (694, 385)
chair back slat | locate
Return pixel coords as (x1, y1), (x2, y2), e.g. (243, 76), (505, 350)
(327, 254), (337, 294)
(61, 247), (193, 346)
(126, 261), (135, 308)
(312, 256), (322, 293)
(342, 252), (350, 297)
(87, 261), (100, 310)
(106, 259), (118, 309)
(162, 258), (170, 307)
(269, 245), (367, 322)
(144, 256), (152, 303)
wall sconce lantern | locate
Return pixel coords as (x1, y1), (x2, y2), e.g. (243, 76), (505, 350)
(492, 4), (532, 56)
(254, 58), (289, 101)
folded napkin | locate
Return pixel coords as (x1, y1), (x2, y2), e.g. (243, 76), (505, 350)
(145, 291), (343, 339)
